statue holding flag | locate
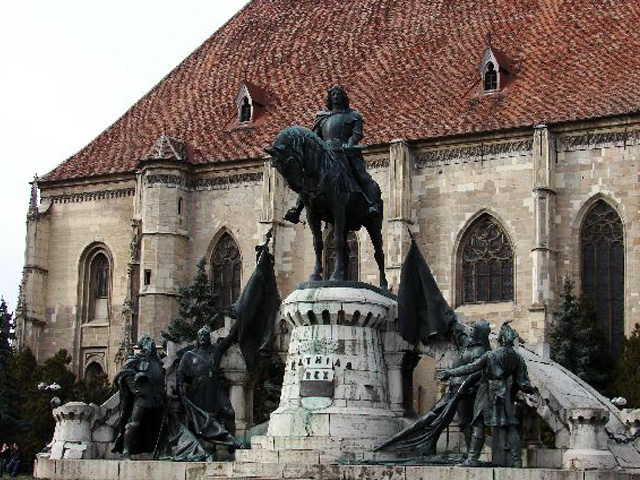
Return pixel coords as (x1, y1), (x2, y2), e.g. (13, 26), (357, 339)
(174, 229), (280, 453)
(378, 231), (530, 468)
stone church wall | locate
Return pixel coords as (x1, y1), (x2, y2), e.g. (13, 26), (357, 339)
(36, 180), (136, 378)
(22, 116), (640, 389)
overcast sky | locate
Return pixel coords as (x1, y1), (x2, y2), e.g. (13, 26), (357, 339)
(0, 0), (248, 312)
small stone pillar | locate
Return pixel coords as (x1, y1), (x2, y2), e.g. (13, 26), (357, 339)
(50, 402), (97, 459)
(562, 407), (616, 470)
(384, 352), (404, 415)
(221, 343), (252, 441)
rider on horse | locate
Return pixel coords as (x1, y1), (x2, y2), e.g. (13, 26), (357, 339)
(285, 85), (380, 224)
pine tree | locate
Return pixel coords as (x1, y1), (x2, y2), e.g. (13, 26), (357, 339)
(550, 279), (578, 370)
(614, 323), (640, 408)
(550, 279), (613, 395)
(574, 299), (613, 393)
(162, 257), (222, 344)
(12, 348), (78, 470)
(0, 298), (24, 440)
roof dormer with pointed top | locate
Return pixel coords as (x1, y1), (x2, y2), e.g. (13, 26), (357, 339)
(234, 82), (268, 126)
(479, 46), (512, 94)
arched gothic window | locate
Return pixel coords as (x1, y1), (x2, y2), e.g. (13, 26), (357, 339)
(80, 245), (112, 323)
(84, 361), (105, 382)
(240, 97), (252, 123)
(580, 200), (624, 360)
(460, 215), (514, 304)
(211, 233), (242, 310)
(484, 62), (498, 91)
(323, 229), (359, 281)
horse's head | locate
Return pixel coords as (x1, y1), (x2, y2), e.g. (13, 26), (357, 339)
(265, 128), (307, 193)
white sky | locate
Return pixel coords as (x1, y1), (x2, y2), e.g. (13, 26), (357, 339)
(0, 0), (248, 312)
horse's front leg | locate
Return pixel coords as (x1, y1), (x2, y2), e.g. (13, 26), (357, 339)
(330, 208), (346, 282)
(307, 209), (323, 281)
(366, 216), (388, 290)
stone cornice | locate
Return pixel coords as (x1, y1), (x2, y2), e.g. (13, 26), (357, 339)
(555, 127), (640, 152)
(414, 138), (533, 169)
(41, 188), (135, 204)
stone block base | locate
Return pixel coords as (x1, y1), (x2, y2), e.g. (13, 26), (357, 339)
(562, 449), (618, 470)
(33, 458), (640, 480)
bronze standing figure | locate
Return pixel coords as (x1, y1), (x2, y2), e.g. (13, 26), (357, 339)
(439, 323), (535, 467)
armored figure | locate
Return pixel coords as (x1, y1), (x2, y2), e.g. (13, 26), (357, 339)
(285, 85), (380, 224)
(440, 323), (535, 467)
(176, 325), (237, 443)
(449, 320), (492, 450)
(113, 335), (166, 460)
(376, 320), (490, 455)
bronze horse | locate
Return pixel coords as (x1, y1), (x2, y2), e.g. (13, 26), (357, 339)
(266, 126), (388, 290)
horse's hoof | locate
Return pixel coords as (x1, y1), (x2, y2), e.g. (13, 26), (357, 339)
(309, 273), (322, 281)
(380, 282), (389, 291)
(329, 274), (344, 282)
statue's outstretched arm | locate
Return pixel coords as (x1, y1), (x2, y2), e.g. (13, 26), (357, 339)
(440, 353), (487, 380)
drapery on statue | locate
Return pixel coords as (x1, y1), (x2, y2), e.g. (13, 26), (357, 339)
(266, 86), (387, 289)
(439, 323), (536, 467)
(176, 325), (239, 448)
(376, 320), (491, 456)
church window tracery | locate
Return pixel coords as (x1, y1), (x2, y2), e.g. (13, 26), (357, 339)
(460, 214), (514, 304)
(580, 200), (624, 360)
(210, 232), (242, 310)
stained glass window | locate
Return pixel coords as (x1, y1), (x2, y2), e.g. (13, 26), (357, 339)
(211, 233), (242, 310)
(461, 215), (513, 304)
(324, 230), (359, 282)
(581, 200), (624, 359)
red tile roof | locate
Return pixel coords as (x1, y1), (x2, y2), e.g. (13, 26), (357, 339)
(43, 0), (640, 182)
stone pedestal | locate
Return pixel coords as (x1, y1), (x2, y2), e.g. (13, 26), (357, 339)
(562, 407), (617, 470)
(49, 402), (97, 459)
(245, 282), (403, 462)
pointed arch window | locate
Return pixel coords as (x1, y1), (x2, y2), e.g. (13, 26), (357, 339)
(460, 214), (514, 304)
(210, 233), (242, 310)
(580, 200), (624, 360)
(323, 229), (359, 281)
(240, 97), (252, 123)
(484, 62), (498, 91)
(80, 245), (112, 323)
(84, 361), (105, 382)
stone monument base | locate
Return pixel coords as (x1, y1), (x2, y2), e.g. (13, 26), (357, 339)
(33, 457), (640, 480)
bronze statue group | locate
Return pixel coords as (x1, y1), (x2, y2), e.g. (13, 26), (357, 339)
(113, 85), (536, 467)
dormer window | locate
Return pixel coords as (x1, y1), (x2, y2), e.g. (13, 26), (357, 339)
(484, 62), (498, 91)
(240, 96), (252, 123)
(479, 46), (511, 94)
(233, 82), (268, 127)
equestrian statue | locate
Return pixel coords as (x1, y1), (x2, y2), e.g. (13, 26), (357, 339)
(265, 86), (388, 289)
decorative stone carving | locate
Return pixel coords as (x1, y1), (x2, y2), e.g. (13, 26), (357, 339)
(42, 188), (135, 204)
(414, 139), (533, 169)
(193, 172), (264, 191)
(555, 129), (640, 152)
